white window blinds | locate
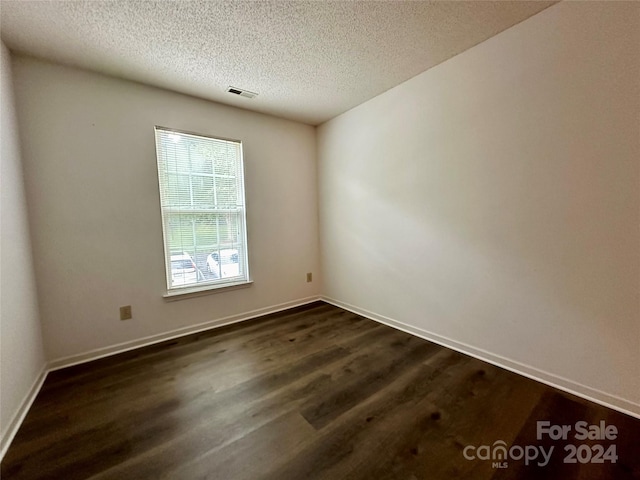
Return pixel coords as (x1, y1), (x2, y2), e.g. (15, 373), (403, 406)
(155, 127), (249, 292)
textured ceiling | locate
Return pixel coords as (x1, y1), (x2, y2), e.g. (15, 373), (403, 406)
(0, 1), (555, 125)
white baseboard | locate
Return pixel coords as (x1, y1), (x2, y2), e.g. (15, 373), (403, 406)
(48, 295), (322, 371)
(321, 296), (640, 420)
(4, 294), (635, 465)
(1, 295), (321, 462)
(0, 364), (48, 460)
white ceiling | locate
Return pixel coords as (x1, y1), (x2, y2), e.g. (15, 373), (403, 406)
(0, 1), (555, 125)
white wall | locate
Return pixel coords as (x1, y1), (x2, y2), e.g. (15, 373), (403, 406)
(318, 2), (640, 413)
(0, 43), (46, 451)
(11, 57), (320, 362)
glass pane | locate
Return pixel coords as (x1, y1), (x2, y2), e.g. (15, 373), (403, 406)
(191, 142), (214, 174)
(168, 251), (197, 287)
(203, 247), (240, 279)
(166, 214), (195, 253)
(216, 177), (237, 206)
(214, 145), (239, 177)
(163, 141), (191, 173)
(217, 212), (240, 245)
(192, 176), (215, 207)
(165, 173), (191, 207)
(194, 214), (219, 246)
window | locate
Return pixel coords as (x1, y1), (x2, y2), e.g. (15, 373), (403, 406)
(154, 127), (250, 294)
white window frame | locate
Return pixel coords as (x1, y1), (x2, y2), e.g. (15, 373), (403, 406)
(154, 126), (251, 297)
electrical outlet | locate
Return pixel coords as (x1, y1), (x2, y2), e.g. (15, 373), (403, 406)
(120, 305), (132, 320)
(306, 272), (312, 283)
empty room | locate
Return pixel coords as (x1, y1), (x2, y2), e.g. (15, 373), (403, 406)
(1, 1), (638, 479)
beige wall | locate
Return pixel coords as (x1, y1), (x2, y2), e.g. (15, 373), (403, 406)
(12, 57), (320, 362)
(0, 42), (46, 452)
(318, 2), (639, 413)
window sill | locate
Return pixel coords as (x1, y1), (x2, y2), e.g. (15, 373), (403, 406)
(163, 280), (253, 301)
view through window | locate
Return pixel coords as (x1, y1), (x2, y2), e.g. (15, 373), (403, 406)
(154, 127), (249, 292)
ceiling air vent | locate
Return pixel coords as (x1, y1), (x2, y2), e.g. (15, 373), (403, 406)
(226, 86), (258, 99)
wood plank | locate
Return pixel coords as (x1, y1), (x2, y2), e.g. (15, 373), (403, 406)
(2, 302), (638, 480)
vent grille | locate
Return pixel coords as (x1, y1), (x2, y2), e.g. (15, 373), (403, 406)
(226, 86), (258, 99)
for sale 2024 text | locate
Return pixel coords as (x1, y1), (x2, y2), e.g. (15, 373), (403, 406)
(463, 420), (618, 469)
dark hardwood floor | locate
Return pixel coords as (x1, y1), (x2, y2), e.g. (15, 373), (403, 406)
(2, 301), (639, 479)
